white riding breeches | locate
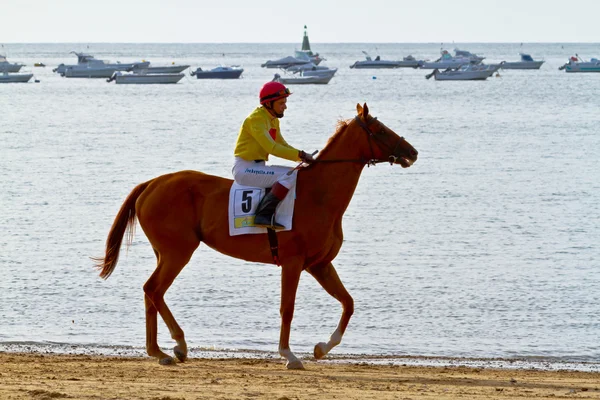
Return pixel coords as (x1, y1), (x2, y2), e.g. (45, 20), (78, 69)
(232, 157), (297, 189)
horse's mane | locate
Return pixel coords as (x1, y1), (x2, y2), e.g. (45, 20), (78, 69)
(316, 118), (354, 159)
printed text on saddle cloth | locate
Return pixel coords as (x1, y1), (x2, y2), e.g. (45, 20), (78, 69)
(228, 181), (297, 236)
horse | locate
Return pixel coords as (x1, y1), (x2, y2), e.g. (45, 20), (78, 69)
(94, 103), (418, 369)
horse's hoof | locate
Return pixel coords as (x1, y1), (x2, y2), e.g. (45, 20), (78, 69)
(159, 356), (176, 365)
(174, 346), (187, 362)
(314, 342), (328, 359)
(286, 359), (305, 370)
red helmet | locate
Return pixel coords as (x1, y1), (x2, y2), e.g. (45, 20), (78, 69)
(259, 81), (291, 105)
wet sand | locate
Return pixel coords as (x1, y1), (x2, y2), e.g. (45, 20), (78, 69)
(1, 353), (600, 399)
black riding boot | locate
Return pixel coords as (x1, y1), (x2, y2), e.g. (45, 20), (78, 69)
(253, 183), (288, 230)
(253, 192), (285, 230)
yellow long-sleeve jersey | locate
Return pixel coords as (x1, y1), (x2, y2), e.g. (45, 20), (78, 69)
(234, 106), (300, 162)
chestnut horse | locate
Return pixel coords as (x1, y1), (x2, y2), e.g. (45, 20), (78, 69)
(95, 103), (418, 369)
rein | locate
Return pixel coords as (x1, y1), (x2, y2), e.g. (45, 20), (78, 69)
(312, 116), (405, 167)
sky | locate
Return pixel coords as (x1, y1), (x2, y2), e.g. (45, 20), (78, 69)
(1, 0), (599, 43)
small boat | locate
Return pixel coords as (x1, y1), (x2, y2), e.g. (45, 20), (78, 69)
(272, 73), (333, 85)
(261, 56), (309, 69)
(420, 50), (475, 69)
(54, 51), (149, 75)
(350, 51), (408, 69)
(62, 65), (118, 78)
(454, 48), (486, 64)
(426, 65), (490, 81)
(297, 67), (337, 78)
(0, 71), (33, 83)
(501, 53), (544, 70)
(285, 62), (336, 75)
(107, 71), (185, 84)
(130, 63), (190, 74)
(191, 66), (243, 79)
(558, 55), (600, 73)
(0, 54), (25, 72)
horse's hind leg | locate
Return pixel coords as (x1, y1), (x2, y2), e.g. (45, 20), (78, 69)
(144, 244), (198, 365)
(306, 262), (354, 359)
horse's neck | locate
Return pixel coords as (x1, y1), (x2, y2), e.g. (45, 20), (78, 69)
(298, 133), (365, 218)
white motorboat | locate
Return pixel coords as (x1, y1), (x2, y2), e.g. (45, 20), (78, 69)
(454, 48), (486, 64)
(107, 71), (185, 84)
(130, 64), (190, 74)
(299, 67), (337, 78)
(426, 65), (490, 81)
(469, 63), (504, 77)
(0, 71), (33, 83)
(261, 56), (310, 69)
(420, 50), (476, 69)
(350, 51), (407, 69)
(54, 51), (150, 75)
(272, 72), (333, 85)
(280, 58), (337, 79)
(191, 65), (244, 79)
(558, 55), (600, 73)
(0, 54), (25, 72)
(501, 53), (544, 70)
(63, 64), (118, 78)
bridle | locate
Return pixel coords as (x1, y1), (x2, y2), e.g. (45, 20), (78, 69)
(314, 115), (408, 166)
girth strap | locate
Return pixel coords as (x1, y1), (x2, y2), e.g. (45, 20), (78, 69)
(267, 228), (281, 266)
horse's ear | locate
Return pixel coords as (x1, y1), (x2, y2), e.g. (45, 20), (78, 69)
(363, 103), (369, 118)
(356, 103), (363, 116)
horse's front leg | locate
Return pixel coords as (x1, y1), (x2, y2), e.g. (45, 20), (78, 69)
(279, 263), (304, 369)
(306, 262), (354, 359)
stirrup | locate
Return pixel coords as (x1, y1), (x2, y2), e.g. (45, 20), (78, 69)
(254, 215), (285, 230)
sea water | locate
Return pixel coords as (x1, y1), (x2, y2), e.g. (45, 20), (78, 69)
(1, 43), (599, 369)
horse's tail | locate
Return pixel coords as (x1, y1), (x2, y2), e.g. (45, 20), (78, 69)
(93, 180), (153, 279)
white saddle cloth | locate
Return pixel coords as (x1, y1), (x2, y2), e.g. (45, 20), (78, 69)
(228, 179), (297, 236)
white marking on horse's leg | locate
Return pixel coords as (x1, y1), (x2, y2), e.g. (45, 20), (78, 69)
(314, 327), (343, 359)
(174, 338), (188, 362)
(279, 348), (305, 370)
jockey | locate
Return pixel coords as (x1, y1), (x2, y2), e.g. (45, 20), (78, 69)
(233, 81), (315, 230)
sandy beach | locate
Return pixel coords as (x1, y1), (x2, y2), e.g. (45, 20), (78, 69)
(1, 353), (599, 400)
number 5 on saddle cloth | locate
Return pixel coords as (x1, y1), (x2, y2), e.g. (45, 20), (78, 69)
(228, 178), (297, 236)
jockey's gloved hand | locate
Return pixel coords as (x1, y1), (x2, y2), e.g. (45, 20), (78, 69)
(299, 150), (315, 164)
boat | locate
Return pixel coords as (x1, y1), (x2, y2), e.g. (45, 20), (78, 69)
(272, 72), (333, 85)
(0, 54), (25, 72)
(107, 71), (185, 84)
(469, 62), (504, 77)
(454, 48), (486, 64)
(284, 61), (336, 76)
(296, 67), (337, 78)
(0, 71), (33, 83)
(425, 65), (490, 81)
(420, 50), (477, 69)
(501, 53), (544, 70)
(350, 51), (416, 69)
(294, 25), (324, 65)
(130, 63), (190, 74)
(54, 51), (149, 75)
(558, 55), (600, 73)
(261, 56), (309, 69)
(191, 65), (244, 79)
(62, 64), (118, 78)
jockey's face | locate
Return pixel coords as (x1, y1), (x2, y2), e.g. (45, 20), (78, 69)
(271, 97), (287, 118)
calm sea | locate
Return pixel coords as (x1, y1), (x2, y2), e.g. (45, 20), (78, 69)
(1, 43), (599, 370)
